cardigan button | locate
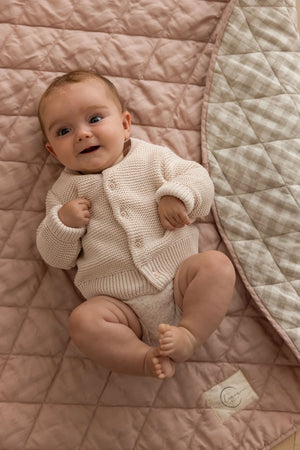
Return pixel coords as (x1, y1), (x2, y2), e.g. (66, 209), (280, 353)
(108, 181), (116, 190)
(134, 238), (143, 248)
(120, 209), (128, 218)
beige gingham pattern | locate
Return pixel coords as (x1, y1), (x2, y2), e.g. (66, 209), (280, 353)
(207, 0), (300, 353)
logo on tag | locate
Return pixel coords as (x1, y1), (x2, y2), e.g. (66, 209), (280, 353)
(204, 370), (259, 422)
(220, 386), (243, 408)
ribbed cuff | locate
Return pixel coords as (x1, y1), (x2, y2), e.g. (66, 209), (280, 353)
(47, 205), (86, 242)
(155, 182), (196, 215)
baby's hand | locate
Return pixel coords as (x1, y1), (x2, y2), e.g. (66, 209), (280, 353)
(58, 198), (91, 228)
(158, 196), (190, 231)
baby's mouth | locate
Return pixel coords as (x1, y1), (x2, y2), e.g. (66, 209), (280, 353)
(80, 145), (100, 154)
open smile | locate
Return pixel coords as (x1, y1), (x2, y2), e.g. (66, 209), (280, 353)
(80, 145), (100, 154)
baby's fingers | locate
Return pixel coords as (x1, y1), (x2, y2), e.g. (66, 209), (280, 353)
(161, 213), (189, 230)
(179, 211), (191, 226)
(82, 217), (90, 226)
(168, 210), (190, 228)
(160, 216), (176, 231)
(77, 198), (91, 209)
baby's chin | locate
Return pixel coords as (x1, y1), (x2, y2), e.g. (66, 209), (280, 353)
(73, 159), (123, 174)
(66, 147), (127, 174)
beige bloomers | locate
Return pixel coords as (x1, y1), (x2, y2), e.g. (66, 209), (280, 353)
(123, 282), (182, 346)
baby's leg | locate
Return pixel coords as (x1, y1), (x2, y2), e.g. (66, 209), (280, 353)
(159, 251), (235, 362)
(69, 296), (175, 379)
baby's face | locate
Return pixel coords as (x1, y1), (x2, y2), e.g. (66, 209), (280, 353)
(40, 79), (131, 173)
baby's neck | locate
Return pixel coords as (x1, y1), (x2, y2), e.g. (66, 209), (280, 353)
(111, 142), (130, 168)
(123, 139), (131, 157)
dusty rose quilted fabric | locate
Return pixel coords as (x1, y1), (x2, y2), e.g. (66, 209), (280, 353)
(0, 0), (299, 449)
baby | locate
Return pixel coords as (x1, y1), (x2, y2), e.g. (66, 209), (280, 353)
(36, 70), (235, 379)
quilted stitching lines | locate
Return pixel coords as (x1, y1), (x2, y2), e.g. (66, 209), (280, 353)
(206, 2), (300, 354)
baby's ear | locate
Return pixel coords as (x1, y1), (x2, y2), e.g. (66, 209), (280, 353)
(122, 111), (131, 140)
(45, 142), (57, 157)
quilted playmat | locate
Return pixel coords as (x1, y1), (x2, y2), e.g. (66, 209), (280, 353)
(0, 0), (299, 449)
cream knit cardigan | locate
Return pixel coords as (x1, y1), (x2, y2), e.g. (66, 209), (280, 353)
(36, 138), (214, 300)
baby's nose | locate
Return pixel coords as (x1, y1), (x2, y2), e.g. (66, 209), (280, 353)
(76, 127), (92, 142)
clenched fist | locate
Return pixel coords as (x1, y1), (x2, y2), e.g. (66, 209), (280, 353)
(158, 196), (190, 231)
(58, 198), (91, 228)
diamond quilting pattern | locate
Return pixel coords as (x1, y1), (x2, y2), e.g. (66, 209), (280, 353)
(1, 0), (300, 449)
(217, 53), (283, 99)
(266, 140), (300, 185)
(213, 144), (285, 193)
(207, 0), (300, 353)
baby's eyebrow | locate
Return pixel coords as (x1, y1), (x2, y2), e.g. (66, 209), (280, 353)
(48, 119), (65, 133)
(86, 104), (108, 111)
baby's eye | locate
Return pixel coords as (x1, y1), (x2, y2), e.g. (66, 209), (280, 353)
(89, 115), (102, 124)
(58, 127), (71, 136)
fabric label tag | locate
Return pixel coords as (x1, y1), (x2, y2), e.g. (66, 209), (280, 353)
(203, 370), (259, 422)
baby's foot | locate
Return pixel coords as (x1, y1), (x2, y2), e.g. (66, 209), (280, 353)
(144, 347), (175, 379)
(158, 324), (197, 363)
(152, 355), (175, 379)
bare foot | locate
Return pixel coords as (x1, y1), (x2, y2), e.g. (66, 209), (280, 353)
(158, 323), (197, 362)
(144, 347), (175, 379)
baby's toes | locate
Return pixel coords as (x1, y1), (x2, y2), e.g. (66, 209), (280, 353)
(152, 357), (166, 379)
(160, 340), (173, 351)
(158, 323), (171, 335)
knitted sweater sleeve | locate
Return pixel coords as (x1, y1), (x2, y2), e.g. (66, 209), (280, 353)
(155, 147), (214, 219)
(36, 184), (85, 270)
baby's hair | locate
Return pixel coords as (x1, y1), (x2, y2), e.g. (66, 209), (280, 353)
(38, 70), (124, 137)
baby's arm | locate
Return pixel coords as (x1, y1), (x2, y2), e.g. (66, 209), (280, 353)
(156, 147), (214, 228)
(36, 192), (88, 269)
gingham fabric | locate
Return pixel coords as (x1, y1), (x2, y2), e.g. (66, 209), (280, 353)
(204, 0), (300, 355)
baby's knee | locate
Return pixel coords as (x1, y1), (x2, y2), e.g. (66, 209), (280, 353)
(192, 251), (235, 283)
(68, 302), (94, 342)
(203, 251), (235, 284)
(69, 296), (143, 343)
